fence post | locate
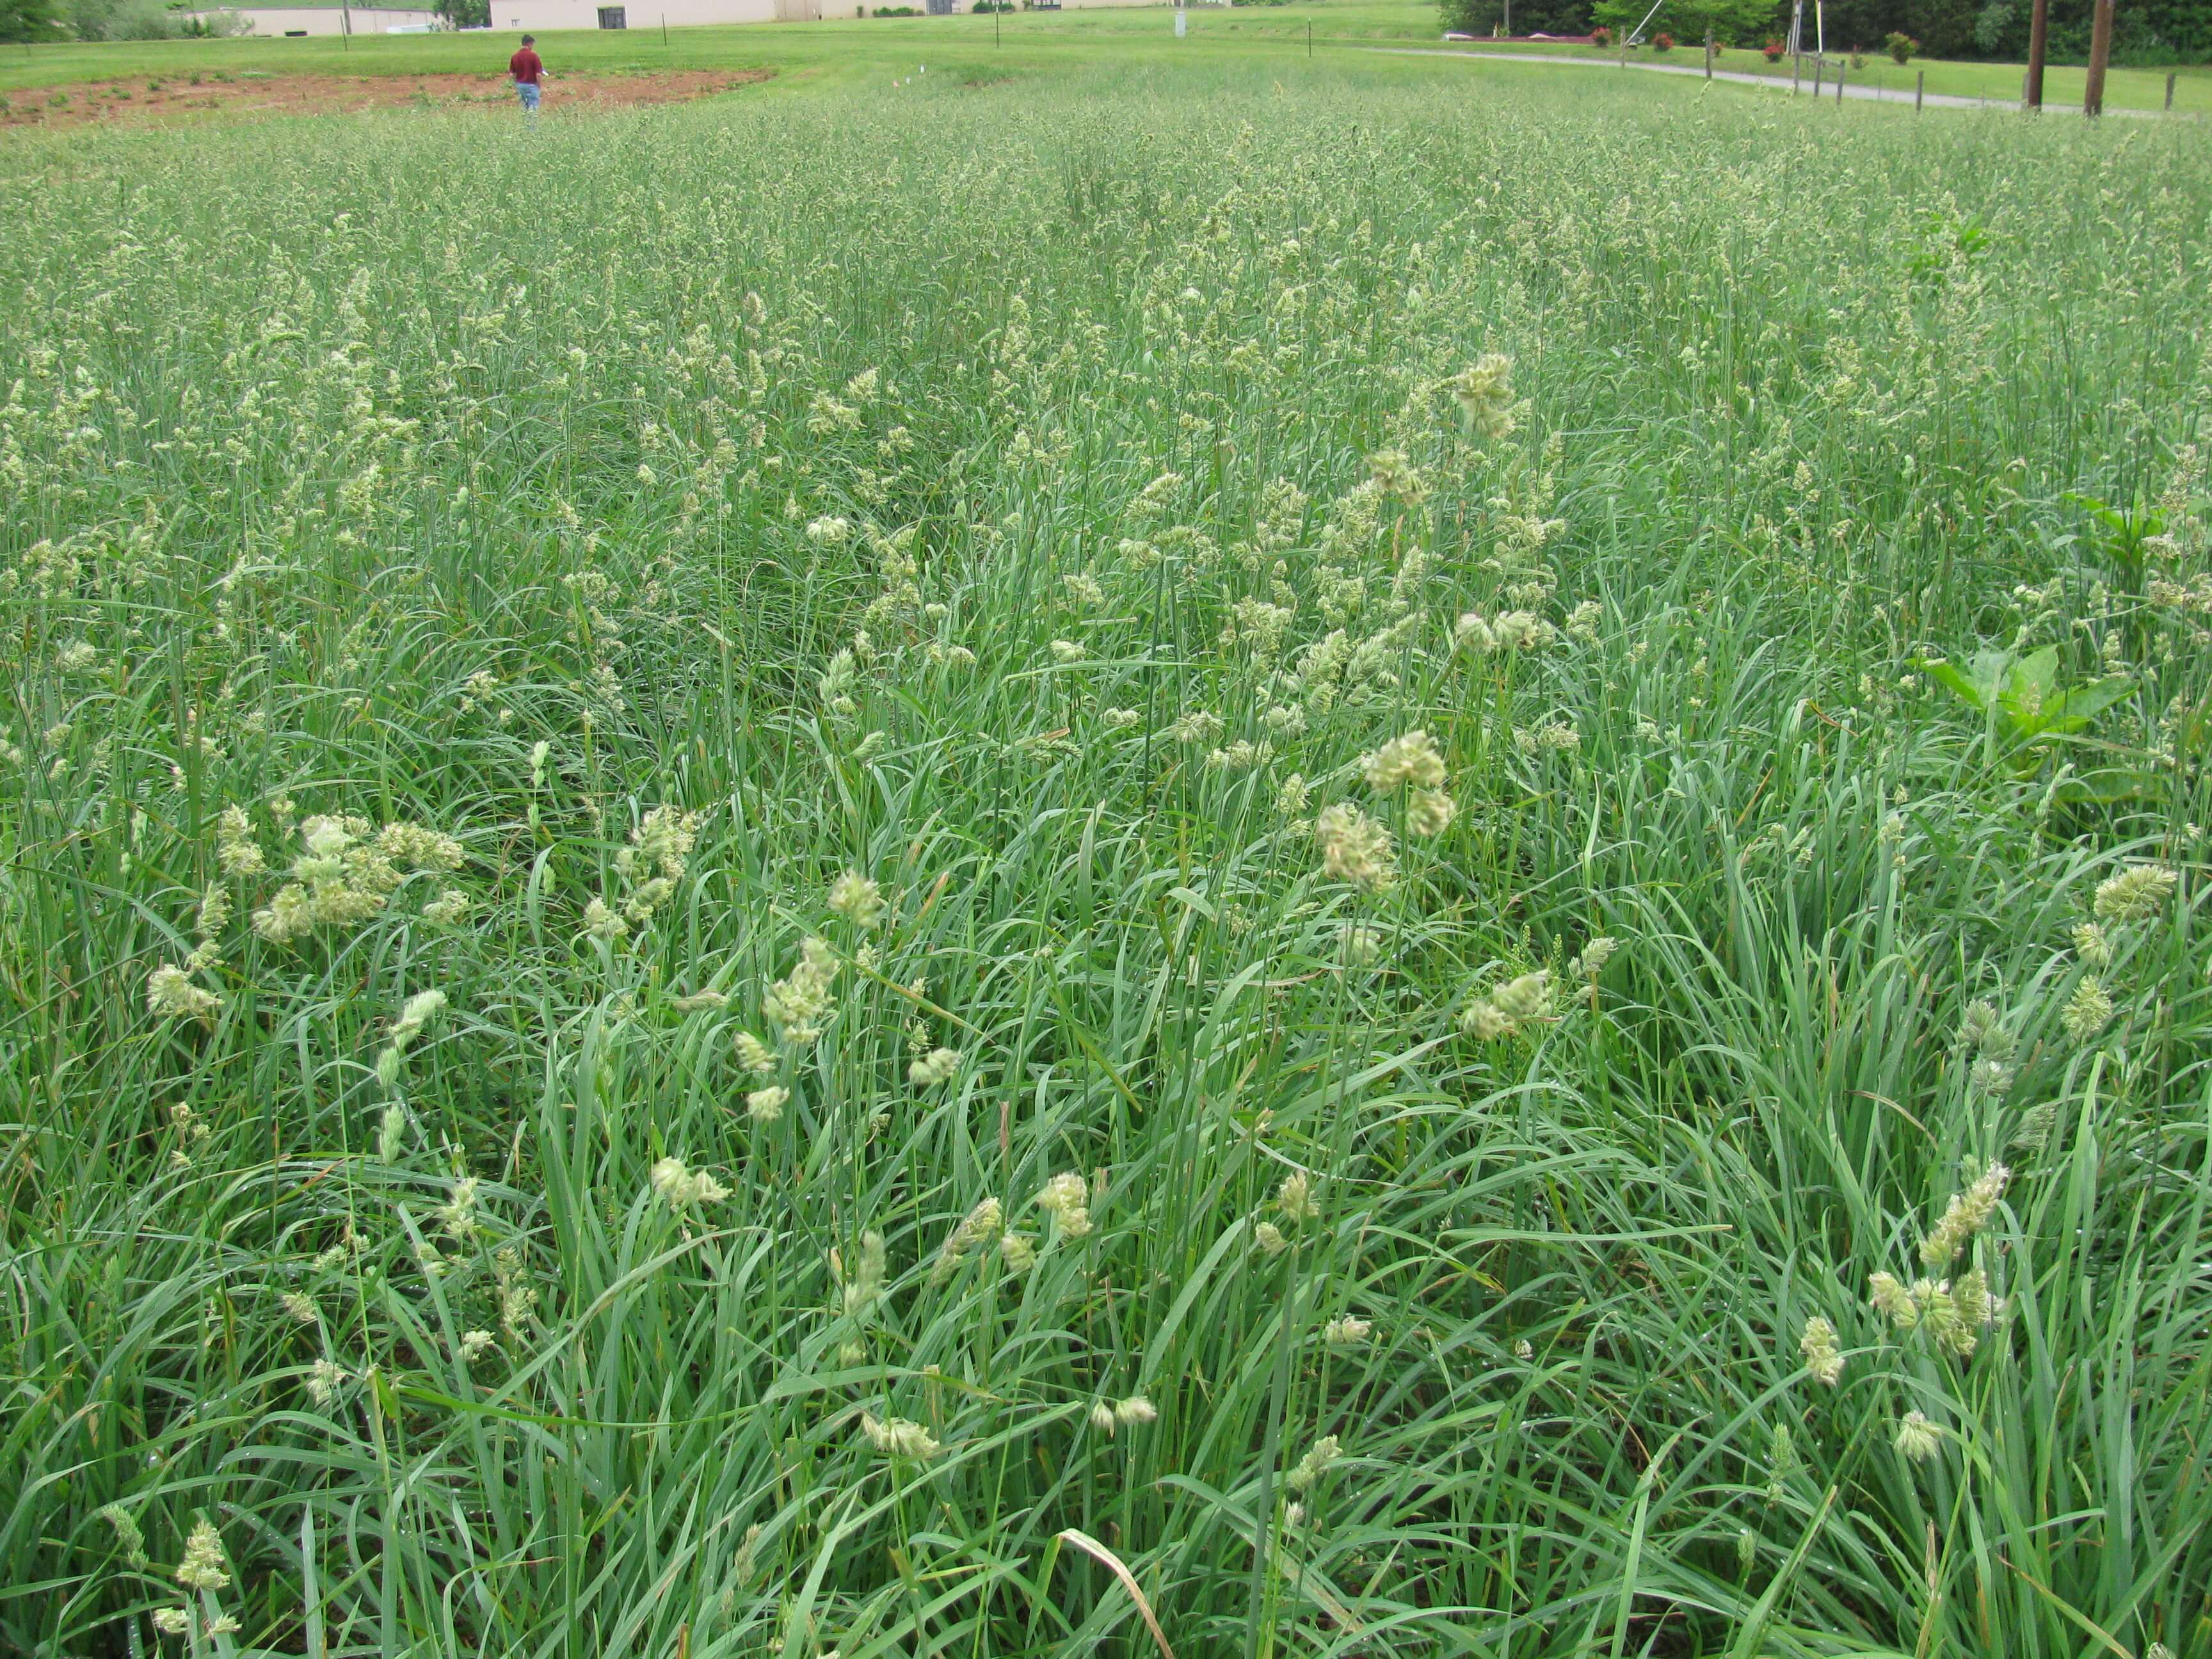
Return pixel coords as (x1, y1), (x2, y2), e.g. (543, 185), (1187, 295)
(1792, 51), (1800, 93)
(1704, 21), (1713, 77)
(2166, 70), (2177, 110)
(1915, 68), (1923, 109)
(1813, 55), (1822, 95)
(1836, 59), (1843, 102)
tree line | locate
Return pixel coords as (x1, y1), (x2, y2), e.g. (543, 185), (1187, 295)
(1438, 0), (2210, 60)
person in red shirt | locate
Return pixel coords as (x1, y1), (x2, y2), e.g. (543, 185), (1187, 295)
(509, 35), (543, 122)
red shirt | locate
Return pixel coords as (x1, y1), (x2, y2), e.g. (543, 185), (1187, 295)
(509, 47), (543, 84)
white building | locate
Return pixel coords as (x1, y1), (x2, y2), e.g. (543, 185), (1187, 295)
(200, 4), (444, 33)
(488, 0), (1130, 28)
(192, 0), (1139, 37)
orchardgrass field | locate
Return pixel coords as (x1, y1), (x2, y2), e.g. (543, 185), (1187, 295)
(3, 35), (2210, 1659)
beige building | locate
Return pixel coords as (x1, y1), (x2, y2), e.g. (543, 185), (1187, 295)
(488, 0), (774, 26)
(489, 0), (1135, 26)
(191, 5), (444, 33)
(195, 0), (1146, 36)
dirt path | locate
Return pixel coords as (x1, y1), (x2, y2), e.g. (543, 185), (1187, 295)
(0, 67), (771, 133)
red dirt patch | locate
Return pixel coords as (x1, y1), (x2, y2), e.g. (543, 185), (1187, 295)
(0, 68), (772, 132)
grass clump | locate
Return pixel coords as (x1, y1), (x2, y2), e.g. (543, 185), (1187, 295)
(1, 60), (2209, 1659)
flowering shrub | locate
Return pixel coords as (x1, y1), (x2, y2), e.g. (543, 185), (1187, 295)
(1652, 29), (1674, 49)
(1886, 29), (1917, 60)
(1763, 36), (1784, 59)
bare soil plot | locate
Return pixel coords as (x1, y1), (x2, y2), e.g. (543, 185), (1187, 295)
(1, 68), (771, 132)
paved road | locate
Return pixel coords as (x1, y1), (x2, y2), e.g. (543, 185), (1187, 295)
(1361, 47), (2176, 115)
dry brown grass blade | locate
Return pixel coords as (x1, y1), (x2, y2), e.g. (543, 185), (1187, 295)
(1055, 1528), (1176, 1659)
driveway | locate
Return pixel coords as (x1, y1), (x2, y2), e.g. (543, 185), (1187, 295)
(1361, 47), (2174, 115)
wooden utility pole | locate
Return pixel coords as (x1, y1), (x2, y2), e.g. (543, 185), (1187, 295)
(2083, 0), (2113, 115)
(1704, 20), (1713, 76)
(2023, 0), (2048, 107)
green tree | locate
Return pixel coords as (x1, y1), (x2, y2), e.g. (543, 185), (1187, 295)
(437, 0), (490, 26)
(1594, 0), (1783, 42)
(1904, 0), (1976, 54)
(1439, 0), (1596, 35)
(0, 0), (69, 40)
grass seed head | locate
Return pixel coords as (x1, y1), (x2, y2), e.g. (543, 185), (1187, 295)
(147, 965), (221, 1025)
(1798, 1316), (1844, 1386)
(1035, 1171), (1093, 1238)
(1921, 1164), (2008, 1267)
(1315, 803), (1396, 892)
(1361, 729), (1447, 794)
(2062, 979), (2114, 1044)
(174, 1518), (230, 1592)
(828, 871), (885, 928)
(859, 1411), (941, 1459)
(1893, 1411), (1943, 1464)
(2093, 863), (2177, 926)
(1286, 1433), (1342, 1493)
(764, 938), (841, 1047)
(909, 1046), (961, 1087)
(651, 1156), (730, 1208)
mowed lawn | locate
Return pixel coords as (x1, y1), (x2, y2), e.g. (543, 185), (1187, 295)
(1, 0), (2208, 111)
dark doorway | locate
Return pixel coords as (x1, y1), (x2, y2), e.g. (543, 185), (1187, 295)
(598, 6), (627, 24)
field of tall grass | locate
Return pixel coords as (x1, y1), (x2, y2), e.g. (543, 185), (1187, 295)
(3, 59), (2209, 1659)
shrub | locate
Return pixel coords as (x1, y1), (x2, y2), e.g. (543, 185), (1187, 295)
(1884, 29), (1914, 61)
(1589, 23), (1610, 45)
(1849, 47), (1866, 65)
(0, 0), (67, 41)
(1761, 36), (1783, 58)
(1974, 0), (2013, 52)
(1651, 29), (1672, 49)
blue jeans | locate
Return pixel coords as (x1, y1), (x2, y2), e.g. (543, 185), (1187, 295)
(517, 82), (540, 112)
